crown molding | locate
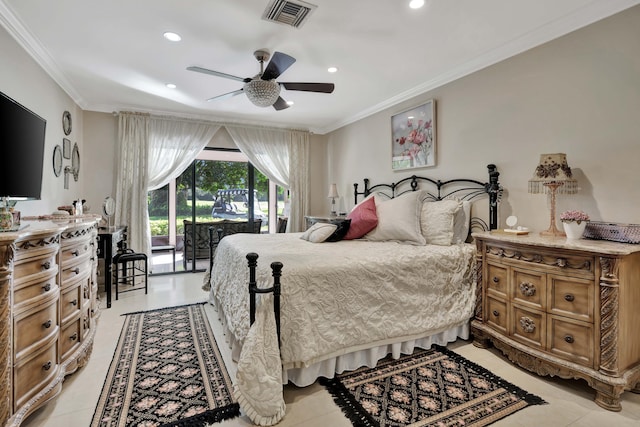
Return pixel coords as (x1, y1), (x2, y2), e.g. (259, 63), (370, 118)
(0, 0), (88, 108)
(316, 0), (640, 135)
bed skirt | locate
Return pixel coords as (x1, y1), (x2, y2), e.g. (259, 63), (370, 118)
(208, 295), (468, 387)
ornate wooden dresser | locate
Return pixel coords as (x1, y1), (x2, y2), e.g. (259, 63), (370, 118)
(0, 218), (100, 427)
(471, 231), (640, 411)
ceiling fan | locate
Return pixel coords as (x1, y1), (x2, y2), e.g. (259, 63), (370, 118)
(187, 49), (335, 110)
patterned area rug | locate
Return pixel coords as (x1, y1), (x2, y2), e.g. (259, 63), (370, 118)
(91, 303), (239, 427)
(321, 345), (546, 427)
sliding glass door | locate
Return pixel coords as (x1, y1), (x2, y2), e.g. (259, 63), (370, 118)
(148, 148), (270, 274)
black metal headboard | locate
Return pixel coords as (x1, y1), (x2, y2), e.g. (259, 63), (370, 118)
(353, 164), (502, 230)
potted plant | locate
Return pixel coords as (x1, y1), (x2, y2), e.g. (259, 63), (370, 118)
(560, 210), (590, 239)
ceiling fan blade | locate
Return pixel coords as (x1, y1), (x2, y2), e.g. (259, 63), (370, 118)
(272, 97), (290, 111)
(280, 82), (335, 93)
(261, 52), (296, 81)
(187, 66), (249, 83)
(207, 88), (244, 102)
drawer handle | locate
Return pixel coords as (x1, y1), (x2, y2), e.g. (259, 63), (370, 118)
(564, 335), (575, 344)
(492, 310), (500, 317)
(42, 261), (51, 270)
(71, 249), (80, 256)
(519, 316), (536, 334)
(564, 294), (575, 302)
(43, 361), (52, 371)
(72, 268), (80, 275)
(519, 282), (536, 297)
(42, 320), (52, 329)
(71, 299), (78, 306)
(42, 283), (51, 292)
(69, 333), (78, 341)
(492, 277), (500, 283)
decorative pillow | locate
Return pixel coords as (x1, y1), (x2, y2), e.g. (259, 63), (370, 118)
(365, 191), (426, 245)
(452, 200), (472, 244)
(344, 196), (378, 240)
(300, 222), (338, 243)
(420, 199), (462, 245)
(326, 219), (351, 242)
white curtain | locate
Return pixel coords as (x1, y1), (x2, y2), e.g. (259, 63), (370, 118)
(115, 112), (151, 257)
(226, 126), (309, 232)
(287, 131), (310, 232)
(148, 118), (221, 190)
(115, 113), (220, 257)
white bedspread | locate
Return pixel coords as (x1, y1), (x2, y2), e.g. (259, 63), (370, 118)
(208, 233), (477, 372)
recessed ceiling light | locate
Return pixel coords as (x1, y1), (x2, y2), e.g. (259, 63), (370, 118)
(166, 83), (176, 89)
(163, 32), (182, 42)
(327, 66), (338, 73)
(409, 0), (425, 9)
(286, 100), (294, 106)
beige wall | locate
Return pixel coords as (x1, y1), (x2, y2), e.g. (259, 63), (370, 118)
(1, 25), (84, 217)
(324, 6), (640, 232)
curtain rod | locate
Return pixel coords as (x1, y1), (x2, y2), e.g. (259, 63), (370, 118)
(113, 111), (310, 134)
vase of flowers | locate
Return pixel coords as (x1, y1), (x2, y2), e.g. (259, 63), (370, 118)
(560, 210), (589, 239)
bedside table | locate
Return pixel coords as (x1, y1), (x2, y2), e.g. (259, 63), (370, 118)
(304, 215), (349, 230)
(471, 231), (640, 411)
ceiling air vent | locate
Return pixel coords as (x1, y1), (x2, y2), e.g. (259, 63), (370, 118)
(262, 0), (317, 28)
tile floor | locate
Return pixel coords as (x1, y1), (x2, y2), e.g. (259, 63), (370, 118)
(20, 272), (640, 427)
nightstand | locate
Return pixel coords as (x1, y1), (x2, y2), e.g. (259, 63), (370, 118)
(304, 215), (349, 230)
(471, 231), (640, 411)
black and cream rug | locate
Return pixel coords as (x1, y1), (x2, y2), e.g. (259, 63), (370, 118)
(321, 345), (546, 427)
(91, 303), (239, 427)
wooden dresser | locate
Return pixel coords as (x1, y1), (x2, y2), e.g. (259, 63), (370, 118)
(471, 232), (640, 411)
(0, 218), (100, 427)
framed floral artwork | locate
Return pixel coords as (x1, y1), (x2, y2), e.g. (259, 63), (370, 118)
(391, 99), (436, 170)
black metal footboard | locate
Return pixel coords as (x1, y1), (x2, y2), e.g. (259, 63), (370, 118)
(246, 252), (282, 344)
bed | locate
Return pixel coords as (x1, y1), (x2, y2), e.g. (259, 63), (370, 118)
(207, 165), (501, 424)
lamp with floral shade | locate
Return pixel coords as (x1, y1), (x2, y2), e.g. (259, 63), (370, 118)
(528, 153), (578, 237)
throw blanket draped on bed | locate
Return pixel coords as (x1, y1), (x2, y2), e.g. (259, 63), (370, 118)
(208, 233), (476, 373)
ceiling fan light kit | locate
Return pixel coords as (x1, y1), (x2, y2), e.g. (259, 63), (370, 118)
(188, 48), (334, 110)
(244, 79), (281, 107)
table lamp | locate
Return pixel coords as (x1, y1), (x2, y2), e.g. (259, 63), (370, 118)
(328, 184), (339, 217)
(528, 153), (578, 236)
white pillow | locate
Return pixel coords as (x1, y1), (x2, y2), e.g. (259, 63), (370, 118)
(452, 200), (472, 244)
(420, 199), (462, 245)
(365, 191), (426, 245)
(300, 222), (338, 243)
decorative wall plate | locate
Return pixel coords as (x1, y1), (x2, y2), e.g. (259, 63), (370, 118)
(63, 111), (72, 135)
(53, 144), (63, 177)
(71, 142), (80, 181)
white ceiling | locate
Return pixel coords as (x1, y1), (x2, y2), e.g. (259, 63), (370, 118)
(1, 0), (638, 134)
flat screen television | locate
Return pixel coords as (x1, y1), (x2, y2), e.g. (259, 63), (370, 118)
(0, 91), (47, 200)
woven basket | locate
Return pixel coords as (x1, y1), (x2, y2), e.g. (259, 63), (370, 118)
(583, 221), (640, 244)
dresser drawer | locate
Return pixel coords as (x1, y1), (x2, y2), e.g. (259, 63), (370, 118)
(548, 315), (594, 368)
(14, 296), (59, 359)
(511, 267), (547, 310)
(487, 263), (508, 297)
(548, 275), (593, 322)
(14, 339), (59, 410)
(511, 304), (545, 350)
(61, 261), (91, 286)
(486, 297), (508, 334)
(13, 273), (58, 307)
(13, 251), (58, 286)
(60, 317), (82, 361)
(61, 283), (82, 324)
(61, 240), (92, 267)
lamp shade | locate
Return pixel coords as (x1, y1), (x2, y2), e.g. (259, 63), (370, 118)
(327, 184), (339, 199)
(528, 153), (578, 195)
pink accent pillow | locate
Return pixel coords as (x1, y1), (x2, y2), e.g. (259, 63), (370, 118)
(343, 196), (378, 240)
